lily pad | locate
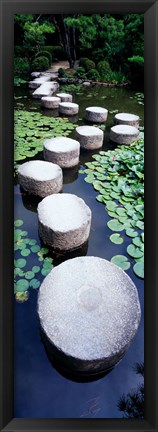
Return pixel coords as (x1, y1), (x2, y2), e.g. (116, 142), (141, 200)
(133, 261), (144, 278)
(14, 220), (23, 227)
(111, 255), (130, 270)
(127, 244), (144, 259)
(29, 279), (41, 289)
(14, 279), (29, 293)
(110, 233), (124, 244)
(15, 258), (26, 269)
(15, 291), (29, 303)
(126, 228), (138, 238)
(107, 219), (124, 232)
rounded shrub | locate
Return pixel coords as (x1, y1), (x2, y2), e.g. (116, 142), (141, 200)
(35, 51), (52, 65)
(58, 67), (66, 78)
(75, 66), (86, 78)
(31, 56), (49, 72)
(79, 57), (95, 71)
(97, 60), (111, 80)
(14, 57), (30, 75)
(87, 69), (100, 81)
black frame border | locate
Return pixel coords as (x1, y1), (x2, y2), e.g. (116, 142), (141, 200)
(0, 0), (158, 431)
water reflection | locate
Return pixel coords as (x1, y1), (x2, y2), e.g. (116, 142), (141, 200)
(38, 238), (89, 267)
(63, 165), (79, 184)
(118, 362), (144, 418)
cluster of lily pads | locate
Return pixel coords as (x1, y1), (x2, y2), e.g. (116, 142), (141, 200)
(14, 219), (53, 303)
(14, 110), (77, 171)
(80, 136), (144, 278)
(130, 92), (144, 106)
(60, 83), (84, 95)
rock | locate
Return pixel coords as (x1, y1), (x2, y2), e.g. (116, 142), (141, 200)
(32, 82), (59, 99)
(114, 113), (140, 128)
(76, 125), (104, 150)
(38, 256), (141, 374)
(110, 124), (140, 145)
(83, 81), (91, 86)
(85, 106), (108, 123)
(29, 76), (51, 89)
(44, 137), (80, 168)
(56, 93), (73, 102)
(31, 72), (41, 78)
(41, 96), (61, 109)
(37, 193), (91, 250)
(59, 102), (79, 116)
(17, 160), (63, 197)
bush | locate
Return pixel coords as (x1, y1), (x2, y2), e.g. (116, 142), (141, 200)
(75, 66), (86, 78)
(87, 68), (100, 81)
(58, 67), (66, 77)
(102, 70), (127, 84)
(128, 56), (144, 88)
(31, 56), (49, 72)
(35, 50), (52, 65)
(45, 45), (66, 60)
(97, 60), (111, 79)
(14, 57), (30, 75)
(14, 46), (25, 57)
(79, 57), (95, 71)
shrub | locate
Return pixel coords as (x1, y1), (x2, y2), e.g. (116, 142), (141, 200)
(128, 56), (144, 88)
(75, 66), (86, 78)
(14, 46), (25, 57)
(102, 71), (127, 84)
(58, 67), (66, 77)
(79, 57), (95, 71)
(35, 50), (52, 65)
(97, 60), (111, 79)
(86, 68), (100, 81)
(14, 57), (30, 75)
(45, 45), (66, 60)
(31, 56), (49, 72)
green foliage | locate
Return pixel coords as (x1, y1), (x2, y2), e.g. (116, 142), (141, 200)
(86, 68), (100, 81)
(103, 71), (127, 84)
(79, 57), (95, 71)
(75, 66), (86, 78)
(58, 67), (66, 77)
(14, 57), (30, 75)
(60, 83), (84, 94)
(82, 135), (144, 278)
(14, 110), (77, 171)
(35, 50), (52, 65)
(97, 60), (111, 79)
(31, 56), (49, 71)
(45, 45), (66, 60)
(14, 77), (27, 86)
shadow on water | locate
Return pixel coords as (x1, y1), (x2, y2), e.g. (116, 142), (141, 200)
(38, 238), (89, 267)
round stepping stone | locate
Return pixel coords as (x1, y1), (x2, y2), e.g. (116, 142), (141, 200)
(41, 96), (61, 109)
(59, 102), (79, 116)
(17, 160), (63, 198)
(38, 256), (141, 375)
(110, 124), (139, 145)
(37, 194), (91, 250)
(76, 125), (104, 150)
(56, 93), (72, 102)
(44, 137), (80, 168)
(85, 106), (108, 123)
(115, 113), (140, 128)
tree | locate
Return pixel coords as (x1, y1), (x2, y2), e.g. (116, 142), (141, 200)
(118, 362), (144, 418)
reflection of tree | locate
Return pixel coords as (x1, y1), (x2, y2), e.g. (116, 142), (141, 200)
(118, 362), (144, 418)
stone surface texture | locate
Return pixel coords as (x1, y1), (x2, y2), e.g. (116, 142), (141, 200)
(29, 76), (51, 89)
(37, 193), (91, 250)
(31, 72), (41, 78)
(18, 160), (63, 197)
(32, 82), (59, 99)
(76, 125), (104, 150)
(110, 124), (140, 144)
(56, 93), (73, 102)
(38, 256), (141, 374)
(44, 137), (80, 168)
(85, 106), (108, 123)
(59, 102), (79, 115)
(115, 113), (140, 128)
(41, 96), (61, 109)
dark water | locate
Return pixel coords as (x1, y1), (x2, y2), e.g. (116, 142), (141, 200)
(14, 84), (144, 418)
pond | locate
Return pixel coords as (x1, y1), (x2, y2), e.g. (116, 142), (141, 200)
(14, 83), (144, 418)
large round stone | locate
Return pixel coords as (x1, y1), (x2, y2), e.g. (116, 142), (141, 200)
(17, 160), (63, 197)
(44, 137), (80, 168)
(85, 106), (108, 123)
(76, 125), (104, 150)
(41, 96), (61, 109)
(59, 102), (79, 116)
(115, 113), (140, 128)
(37, 194), (91, 250)
(56, 93), (72, 102)
(110, 124), (139, 145)
(38, 256), (141, 374)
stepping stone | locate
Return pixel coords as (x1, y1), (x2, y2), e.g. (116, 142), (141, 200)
(83, 81), (91, 86)
(76, 125), (104, 150)
(31, 72), (41, 78)
(110, 124), (140, 145)
(17, 160), (63, 198)
(44, 137), (80, 168)
(115, 113), (140, 128)
(38, 256), (141, 375)
(85, 106), (108, 123)
(37, 194), (91, 250)
(59, 102), (79, 116)
(29, 76), (51, 89)
(41, 96), (61, 109)
(56, 93), (73, 102)
(32, 82), (59, 99)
